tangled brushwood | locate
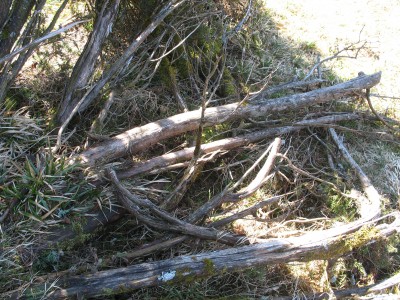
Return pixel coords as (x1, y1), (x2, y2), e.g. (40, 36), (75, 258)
(1, 0), (400, 299)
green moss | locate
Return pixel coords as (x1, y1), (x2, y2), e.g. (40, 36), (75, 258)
(304, 226), (380, 261)
(220, 68), (238, 97)
(203, 258), (216, 276)
(158, 57), (178, 91)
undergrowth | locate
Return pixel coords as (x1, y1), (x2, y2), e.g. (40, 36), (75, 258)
(1, 0), (399, 299)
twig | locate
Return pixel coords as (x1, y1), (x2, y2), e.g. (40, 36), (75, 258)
(223, 0), (253, 42)
(163, 54), (223, 209)
(303, 29), (367, 81)
(187, 137), (281, 223)
(0, 20), (88, 65)
(360, 73), (399, 133)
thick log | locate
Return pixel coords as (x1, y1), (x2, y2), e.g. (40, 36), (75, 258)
(21, 213), (399, 299)
(78, 72), (381, 166)
(117, 113), (362, 179)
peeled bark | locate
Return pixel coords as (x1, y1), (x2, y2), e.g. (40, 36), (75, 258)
(78, 72), (381, 166)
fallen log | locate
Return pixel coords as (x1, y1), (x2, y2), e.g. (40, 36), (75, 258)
(117, 113), (362, 179)
(20, 213), (399, 299)
(77, 72), (381, 166)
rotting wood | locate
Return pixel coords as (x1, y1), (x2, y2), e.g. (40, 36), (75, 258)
(20, 213), (399, 299)
(77, 72), (381, 166)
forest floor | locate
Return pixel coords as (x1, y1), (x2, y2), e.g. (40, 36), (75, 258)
(2, 1), (400, 299)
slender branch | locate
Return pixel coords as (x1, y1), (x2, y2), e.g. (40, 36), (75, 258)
(329, 128), (381, 220)
(0, 20), (88, 65)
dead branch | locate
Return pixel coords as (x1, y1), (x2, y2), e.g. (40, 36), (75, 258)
(329, 128), (381, 220)
(303, 30), (368, 81)
(0, 20), (88, 66)
(57, 0), (121, 125)
(23, 213), (400, 299)
(107, 168), (253, 245)
(78, 72), (381, 166)
(116, 113), (362, 179)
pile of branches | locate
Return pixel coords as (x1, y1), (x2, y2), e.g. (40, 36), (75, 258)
(1, 0), (400, 299)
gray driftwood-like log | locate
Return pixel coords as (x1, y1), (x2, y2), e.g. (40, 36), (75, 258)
(23, 213), (399, 299)
(117, 113), (362, 179)
(78, 72), (381, 166)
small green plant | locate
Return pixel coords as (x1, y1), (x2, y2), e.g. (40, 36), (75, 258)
(1, 150), (98, 221)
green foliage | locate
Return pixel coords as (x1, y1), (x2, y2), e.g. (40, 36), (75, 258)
(1, 151), (98, 221)
(220, 68), (238, 97)
(33, 249), (63, 272)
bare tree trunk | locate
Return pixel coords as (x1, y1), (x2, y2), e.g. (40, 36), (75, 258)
(0, 0), (12, 31)
(0, 0), (36, 59)
(77, 72), (381, 166)
(57, 0), (121, 123)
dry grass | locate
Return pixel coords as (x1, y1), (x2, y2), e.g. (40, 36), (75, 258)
(263, 0), (400, 204)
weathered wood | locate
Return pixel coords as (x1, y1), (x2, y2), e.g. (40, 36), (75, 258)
(107, 169), (253, 245)
(57, 0), (121, 123)
(23, 213), (399, 299)
(78, 72), (381, 166)
(117, 113), (361, 179)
